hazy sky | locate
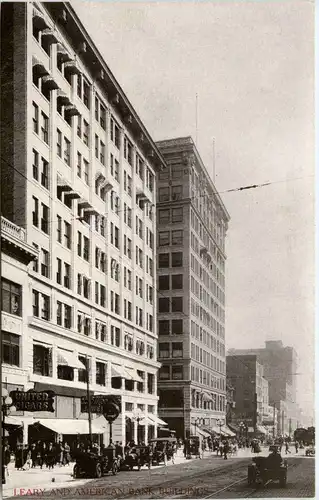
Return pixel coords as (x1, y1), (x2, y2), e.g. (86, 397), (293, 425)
(73, 0), (315, 417)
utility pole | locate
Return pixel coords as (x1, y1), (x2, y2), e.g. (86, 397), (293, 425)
(253, 392), (258, 435)
(273, 405), (276, 438)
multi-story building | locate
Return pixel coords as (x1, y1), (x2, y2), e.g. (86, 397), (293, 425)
(1, 1), (167, 445)
(228, 341), (299, 436)
(155, 136), (230, 439)
(226, 354), (269, 436)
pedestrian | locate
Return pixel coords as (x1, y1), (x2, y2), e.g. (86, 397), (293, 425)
(295, 441), (299, 454)
(223, 441), (229, 460)
(285, 442), (291, 454)
(46, 443), (55, 470)
(15, 444), (24, 471)
(63, 442), (71, 465)
(30, 443), (37, 468)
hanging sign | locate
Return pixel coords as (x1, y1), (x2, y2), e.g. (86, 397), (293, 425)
(81, 395), (121, 422)
(10, 390), (55, 412)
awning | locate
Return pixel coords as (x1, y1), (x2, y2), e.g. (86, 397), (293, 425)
(56, 43), (72, 63)
(4, 416), (24, 426)
(33, 7), (50, 30)
(41, 28), (59, 45)
(256, 425), (267, 435)
(42, 75), (60, 90)
(198, 428), (211, 438)
(33, 416), (108, 435)
(64, 60), (81, 75)
(65, 104), (80, 117)
(57, 349), (86, 370)
(125, 368), (144, 383)
(147, 415), (168, 427)
(32, 57), (49, 77)
(112, 365), (129, 379)
(57, 90), (71, 106)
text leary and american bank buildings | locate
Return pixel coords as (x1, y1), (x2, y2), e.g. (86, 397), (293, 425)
(0, 2), (229, 446)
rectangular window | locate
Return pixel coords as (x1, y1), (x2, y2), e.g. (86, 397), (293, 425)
(172, 230), (183, 246)
(32, 149), (39, 180)
(172, 297), (183, 312)
(64, 304), (72, 329)
(84, 159), (89, 185)
(64, 221), (71, 249)
(96, 362), (106, 386)
(33, 344), (51, 376)
(172, 319), (183, 334)
(159, 253), (170, 268)
(83, 79), (90, 108)
(172, 274), (183, 289)
(40, 158), (49, 189)
(77, 152), (82, 178)
(64, 263), (71, 289)
(2, 332), (20, 367)
(41, 203), (49, 234)
(159, 231), (170, 246)
(111, 325), (121, 347)
(159, 187), (169, 202)
(64, 137), (71, 166)
(172, 207), (183, 223)
(56, 258), (62, 284)
(159, 343), (170, 358)
(100, 105), (106, 130)
(83, 278), (90, 299)
(83, 120), (89, 146)
(159, 209), (170, 225)
(172, 252), (183, 267)
(159, 365), (170, 380)
(158, 275), (169, 290)
(57, 129), (62, 157)
(41, 112), (49, 144)
(95, 135), (99, 159)
(32, 102), (39, 134)
(172, 185), (183, 201)
(172, 365), (183, 380)
(83, 236), (90, 261)
(172, 342), (183, 358)
(1, 279), (22, 316)
(159, 297), (170, 313)
(32, 196), (39, 227)
(100, 141), (105, 165)
(40, 249), (49, 278)
(158, 320), (170, 335)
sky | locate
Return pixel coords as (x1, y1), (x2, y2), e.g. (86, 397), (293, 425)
(73, 0), (315, 418)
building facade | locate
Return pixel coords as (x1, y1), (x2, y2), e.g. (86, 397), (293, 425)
(155, 137), (230, 439)
(228, 341), (299, 436)
(1, 1), (167, 445)
(226, 354), (269, 436)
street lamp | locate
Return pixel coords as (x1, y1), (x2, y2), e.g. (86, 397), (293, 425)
(2, 389), (16, 485)
(132, 409), (144, 444)
(194, 417), (201, 436)
(239, 421), (245, 439)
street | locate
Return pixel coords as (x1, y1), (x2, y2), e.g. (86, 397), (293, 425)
(4, 451), (315, 499)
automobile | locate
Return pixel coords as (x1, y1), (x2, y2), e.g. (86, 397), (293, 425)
(123, 445), (152, 471)
(149, 437), (177, 465)
(305, 445), (315, 457)
(247, 454), (288, 488)
(73, 448), (121, 478)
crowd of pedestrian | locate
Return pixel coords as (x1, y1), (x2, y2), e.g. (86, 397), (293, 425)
(3, 440), (72, 472)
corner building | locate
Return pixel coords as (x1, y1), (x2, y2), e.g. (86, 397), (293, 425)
(155, 137), (230, 439)
(1, 2), (166, 445)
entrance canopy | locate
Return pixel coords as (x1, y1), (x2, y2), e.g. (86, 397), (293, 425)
(147, 415), (168, 427)
(33, 415), (108, 435)
(256, 425), (268, 435)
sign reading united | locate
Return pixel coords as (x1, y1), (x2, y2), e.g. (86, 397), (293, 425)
(81, 395), (121, 422)
(10, 390), (55, 412)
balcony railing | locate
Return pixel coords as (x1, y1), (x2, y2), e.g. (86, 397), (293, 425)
(1, 217), (26, 242)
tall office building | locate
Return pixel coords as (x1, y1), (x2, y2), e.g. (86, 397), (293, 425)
(155, 137), (230, 438)
(1, 2), (166, 445)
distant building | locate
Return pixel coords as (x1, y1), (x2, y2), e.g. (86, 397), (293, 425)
(155, 137), (230, 439)
(229, 341), (299, 437)
(226, 354), (269, 436)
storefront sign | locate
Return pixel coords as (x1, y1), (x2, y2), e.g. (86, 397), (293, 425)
(81, 395), (121, 422)
(10, 390), (55, 412)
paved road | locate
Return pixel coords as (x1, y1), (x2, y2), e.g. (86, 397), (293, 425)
(5, 454), (314, 499)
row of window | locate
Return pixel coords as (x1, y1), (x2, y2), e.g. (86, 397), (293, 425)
(191, 233), (225, 288)
(191, 343), (225, 373)
(158, 319), (184, 336)
(158, 252), (183, 268)
(158, 297), (183, 314)
(191, 254), (225, 305)
(159, 364), (184, 381)
(158, 185), (183, 202)
(191, 276), (225, 321)
(158, 230), (183, 247)
(190, 208), (226, 264)
(191, 389), (226, 412)
(158, 342), (183, 359)
(191, 298), (225, 338)
(191, 321), (225, 351)
(158, 274), (183, 291)
(158, 207), (183, 225)
(191, 365), (226, 391)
